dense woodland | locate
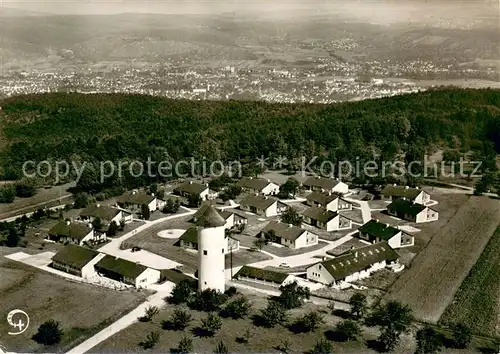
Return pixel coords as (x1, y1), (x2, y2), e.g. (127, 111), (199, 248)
(0, 88), (499, 194)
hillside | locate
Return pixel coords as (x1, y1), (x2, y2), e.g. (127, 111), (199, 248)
(0, 88), (499, 187)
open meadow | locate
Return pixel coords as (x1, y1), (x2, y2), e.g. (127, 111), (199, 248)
(439, 227), (500, 338)
(384, 196), (500, 323)
(0, 256), (148, 352)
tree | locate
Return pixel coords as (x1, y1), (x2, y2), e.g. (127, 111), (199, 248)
(149, 183), (158, 195)
(222, 296), (252, 319)
(310, 339), (333, 354)
(140, 331), (160, 349)
(259, 301), (288, 328)
(187, 193), (202, 208)
(213, 340), (229, 354)
(474, 176), (489, 195)
(163, 198), (180, 214)
(280, 207), (302, 226)
(168, 279), (195, 304)
(349, 292), (368, 319)
(139, 305), (160, 322)
(0, 185), (16, 203)
(253, 237), (266, 251)
(450, 323), (472, 349)
(277, 281), (311, 309)
(5, 227), (20, 247)
(293, 311), (324, 332)
(32, 320), (63, 345)
(279, 178), (300, 198)
(170, 308), (193, 330)
(200, 313), (222, 336)
(278, 338), (291, 353)
(73, 192), (90, 208)
(107, 221), (119, 237)
(141, 204), (151, 220)
(189, 288), (226, 312)
(335, 319), (361, 342)
(378, 326), (400, 352)
(415, 325), (443, 354)
(176, 335), (193, 354)
(92, 216), (103, 230)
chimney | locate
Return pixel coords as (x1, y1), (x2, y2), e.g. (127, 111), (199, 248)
(249, 177), (253, 180)
(189, 181), (193, 184)
(88, 223), (92, 229)
(66, 220), (71, 226)
(416, 186), (419, 189)
(151, 193), (155, 197)
(405, 186), (409, 190)
(267, 179), (270, 183)
(288, 224), (293, 228)
(393, 183), (397, 186)
(96, 204), (101, 208)
(205, 183), (209, 187)
(354, 251), (358, 258)
(351, 246), (355, 250)
(255, 193), (259, 196)
(132, 190), (137, 195)
(376, 219), (379, 223)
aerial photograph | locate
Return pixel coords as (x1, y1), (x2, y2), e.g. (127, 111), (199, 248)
(0, 0), (499, 353)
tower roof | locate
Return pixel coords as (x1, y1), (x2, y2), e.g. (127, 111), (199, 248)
(195, 205), (226, 228)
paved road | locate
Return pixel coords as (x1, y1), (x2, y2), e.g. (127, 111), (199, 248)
(66, 282), (175, 354)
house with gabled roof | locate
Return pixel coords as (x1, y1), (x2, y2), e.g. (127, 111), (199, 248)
(302, 176), (349, 194)
(387, 199), (439, 223)
(79, 203), (129, 227)
(174, 181), (216, 200)
(259, 220), (318, 249)
(234, 265), (295, 287)
(51, 244), (103, 278)
(357, 219), (414, 248)
(306, 191), (352, 212)
(236, 177), (280, 196)
(381, 184), (430, 205)
(239, 194), (287, 217)
(94, 255), (161, 288)
(48, 220), (106, 246)
(306, 241), (400, 286)
(117, 190), (157, 212)
(302, 206), (352, 232)
(191, 203), (248, 230)
(178, 227), (240, 252)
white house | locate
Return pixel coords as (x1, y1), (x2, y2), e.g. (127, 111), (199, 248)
(47, 220), (106, 246)
(381, 184), (431, 205)
(117, 190), (157, 212)
(51, 244), (100, 278)
(239, 194), (287, 217)
(387, 199), (439, 223)
(234, 265), (295, 287)
(357, 219), (414, 248)
(236, 177), (280, 195)
(306, 191), (352, 212)
(306, 241), (399, 286)
(94, 255), (161, 288)
(79, 204), (128, 226)
(302, 206), (352, 232)
(259, 220), (318, 249)
(174, 181), (212, 200)
(302, 176), (349, 194)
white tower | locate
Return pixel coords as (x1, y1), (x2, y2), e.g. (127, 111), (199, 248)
(196, 205), (226, 293)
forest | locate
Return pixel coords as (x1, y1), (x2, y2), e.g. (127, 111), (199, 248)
(0, 88), (499, 194)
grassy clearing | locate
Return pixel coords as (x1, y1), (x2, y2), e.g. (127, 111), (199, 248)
(0, 258), (148, 353)
(384, 196), (500, 323)
(439, 227), (500, 337)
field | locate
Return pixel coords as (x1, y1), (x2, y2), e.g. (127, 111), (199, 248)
(0, 256), (148, 352)
(91, 288), (415, 354)
(119, 221), (272, 274)
(384, 196), (500, 323)
(439, 227), (500, 337)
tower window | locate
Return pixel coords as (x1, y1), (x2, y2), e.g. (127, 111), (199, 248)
(222, 248), (224, 253)
(203, 250), (208, 255)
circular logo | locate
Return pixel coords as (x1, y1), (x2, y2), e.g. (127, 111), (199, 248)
(7, 310), (30, 336)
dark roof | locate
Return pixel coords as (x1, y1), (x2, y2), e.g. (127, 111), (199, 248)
(260, 220), (308, 241)
(192, 203), (233, 221)
(235, 265), (289, 284)
(195, 205), (226, 228)
(175, 181), (208, 195)
(80, 204), (120, 221)
(358, 219), (401, 240)
(95, 255), (148, 279)
(179, 227), (198, 244)
(381, 185), (423, 200)
(48, 221), (92, 241)
(303, 177), (343, 190)
(117, 191), (156, 205)
(306, 191), (340, 206)
(240, 194), (277, 210)
(160, 269), (196, 285)
(302, 206), (338, 223)
(237, 177), (274, 191)
(387, 199), (427, 217)
(314, 241), (399, 280)
(51, 244), (98, 269)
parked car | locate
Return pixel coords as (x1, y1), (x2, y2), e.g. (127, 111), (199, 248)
(279, 262), (290, 269)
(131, 246), (141, 252)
